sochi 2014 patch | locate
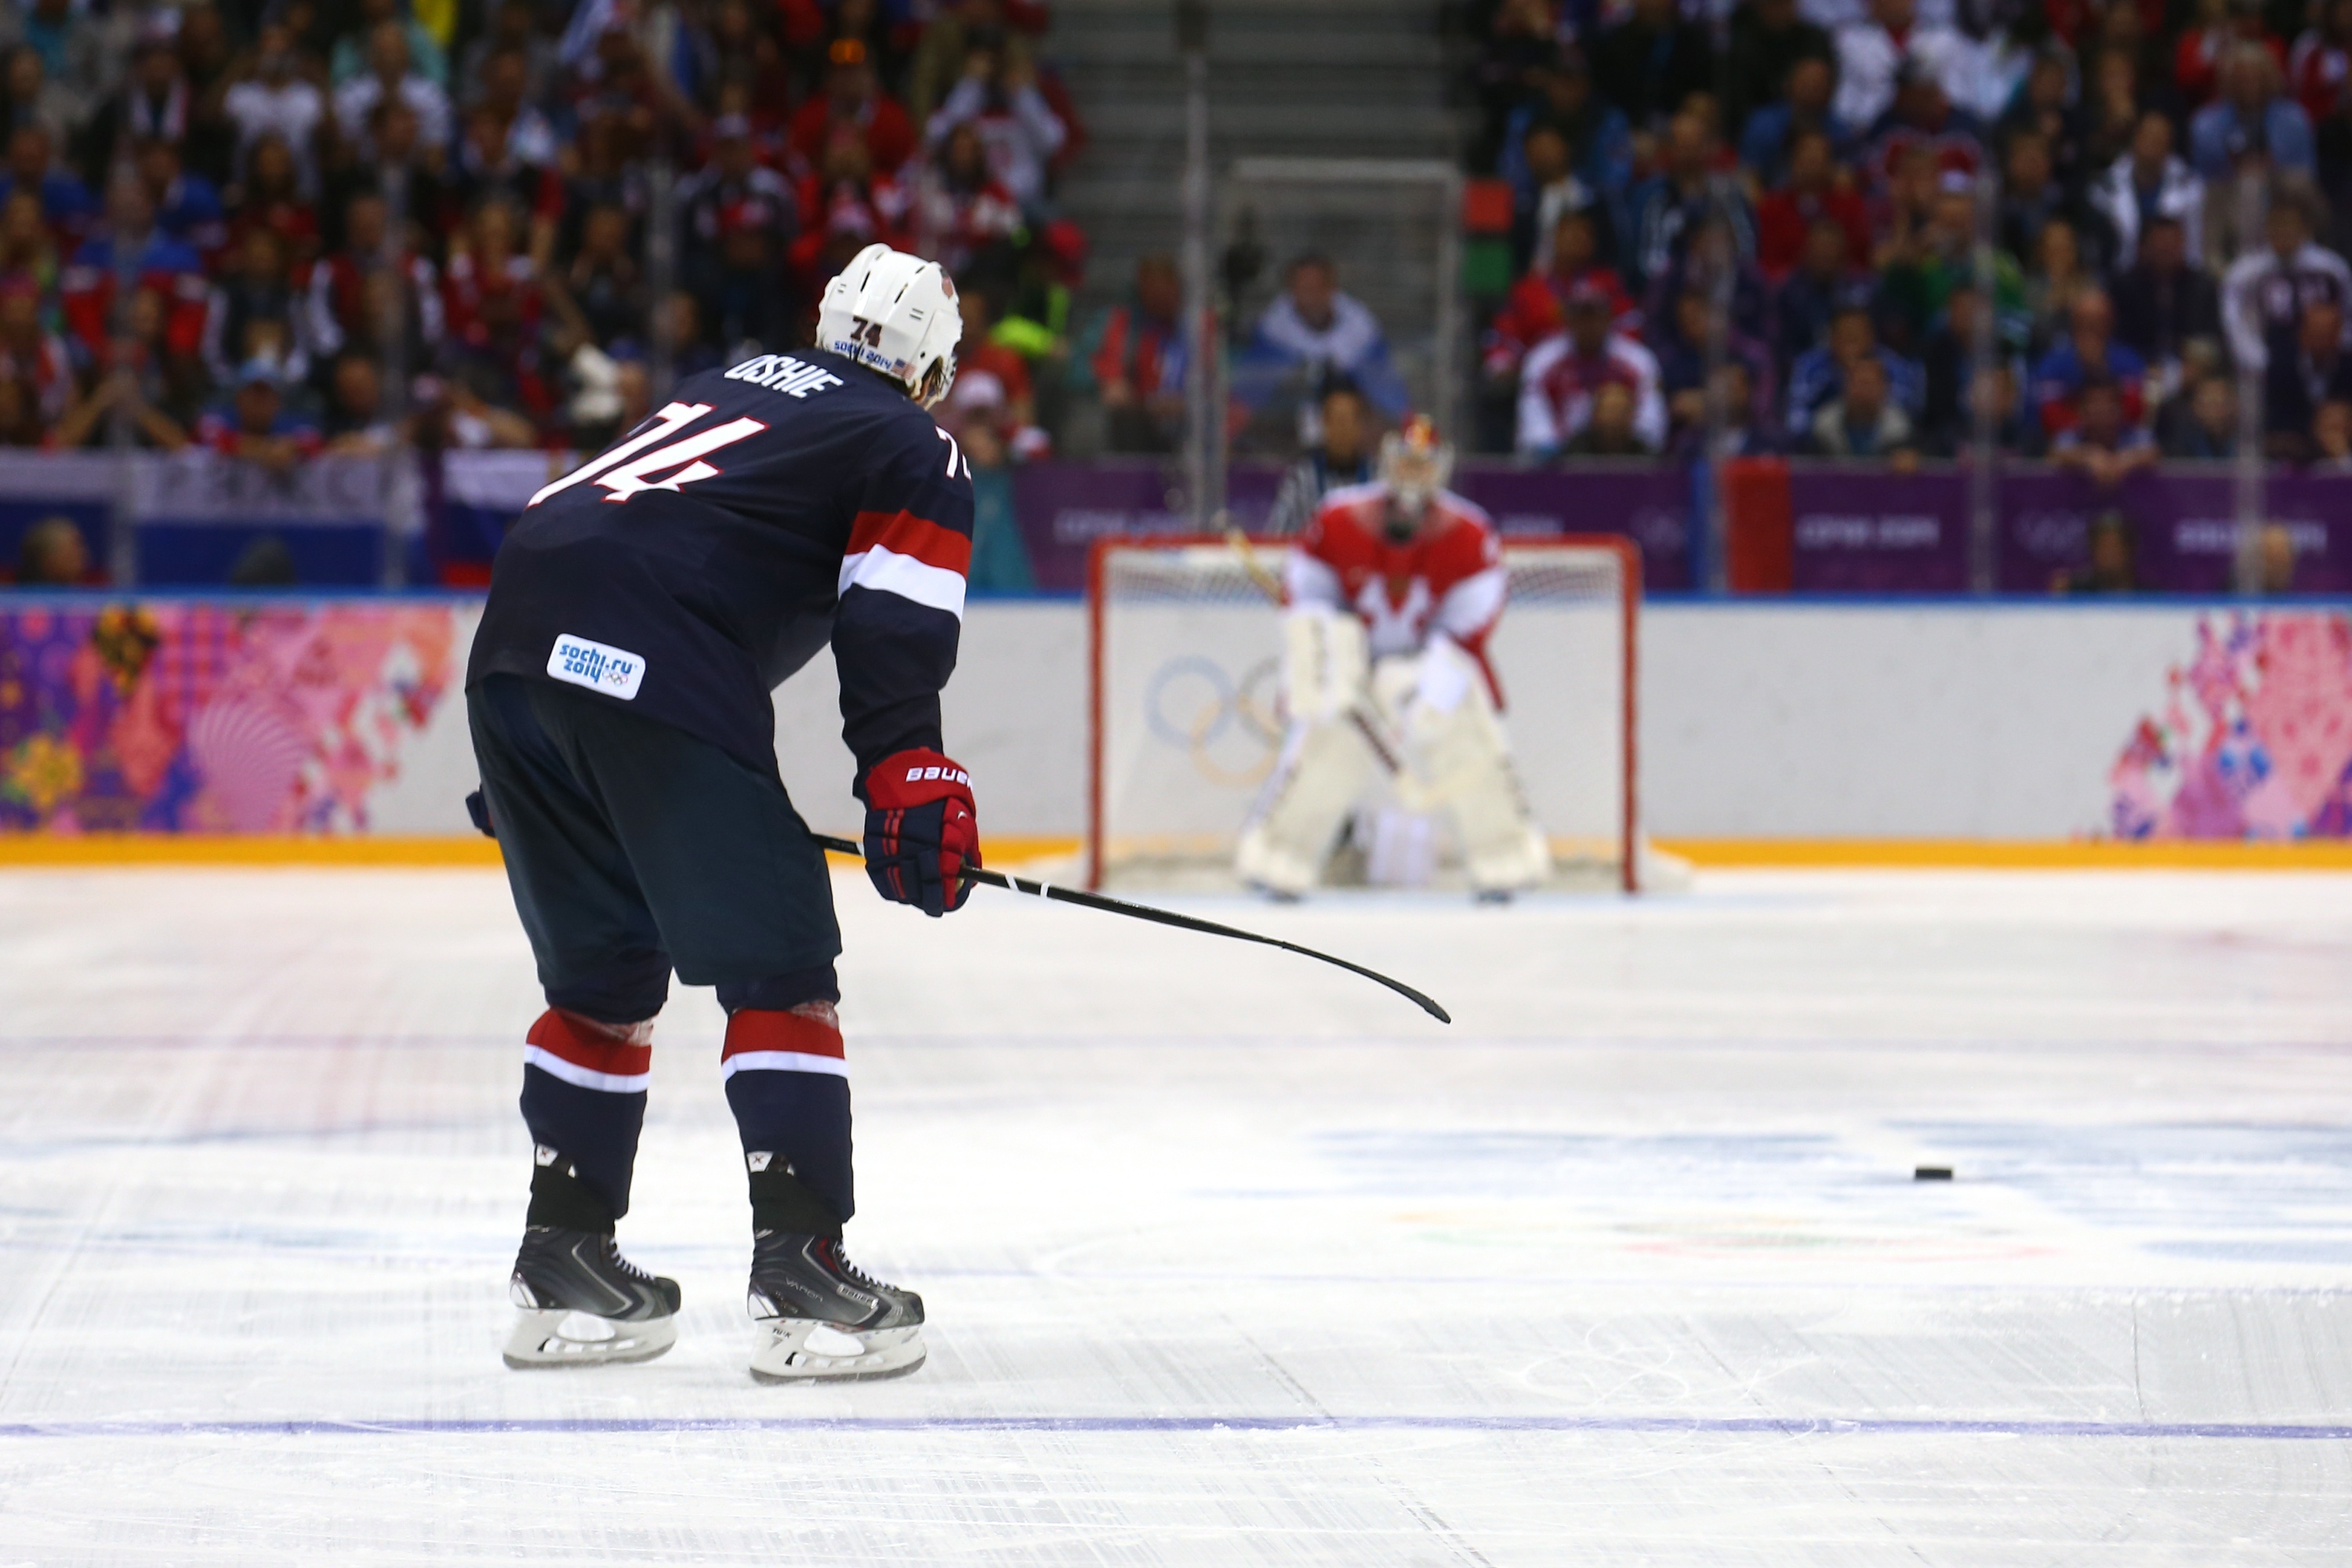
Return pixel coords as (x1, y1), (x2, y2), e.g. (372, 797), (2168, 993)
(546, 633), (647, 700)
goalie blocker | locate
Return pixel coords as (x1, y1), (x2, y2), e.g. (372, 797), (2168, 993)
(1235, 419), (1553, 898)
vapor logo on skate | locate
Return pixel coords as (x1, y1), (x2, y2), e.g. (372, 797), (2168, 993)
(547, 634), (646, 700)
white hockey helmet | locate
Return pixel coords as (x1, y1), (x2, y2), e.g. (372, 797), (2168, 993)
(817, 243), (963, 407)
(1377, 415), (1454, 520)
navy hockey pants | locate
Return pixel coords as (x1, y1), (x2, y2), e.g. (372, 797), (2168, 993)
(469, 674), (855, 1225)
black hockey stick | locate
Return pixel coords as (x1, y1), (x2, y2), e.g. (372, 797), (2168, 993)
(813, 834), (1451, 1024)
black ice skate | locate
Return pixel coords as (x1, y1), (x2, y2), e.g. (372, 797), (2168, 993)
(746, 1232), (927, 1382)
(503, 1226), (682, 1368)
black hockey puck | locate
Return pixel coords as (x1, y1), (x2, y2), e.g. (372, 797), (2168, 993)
(1914, 1166), (1954, 1181)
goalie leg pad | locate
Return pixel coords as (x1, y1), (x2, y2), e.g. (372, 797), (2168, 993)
(1236, 610), (1378, 893)
(1281, 607), (1370, 724)
(1235, 717), (1379, 894)
(1389, 645), (1553, 894)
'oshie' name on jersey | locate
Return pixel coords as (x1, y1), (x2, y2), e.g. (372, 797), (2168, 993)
(1285, 482), (1507, 670)
(466, 346), (977, 775)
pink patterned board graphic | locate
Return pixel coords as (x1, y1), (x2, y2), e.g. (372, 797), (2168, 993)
(0, 602), (463, 834)
(2111, 612), (2352, 840)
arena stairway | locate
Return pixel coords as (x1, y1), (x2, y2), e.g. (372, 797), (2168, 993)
(1044, 0), (1462, 455)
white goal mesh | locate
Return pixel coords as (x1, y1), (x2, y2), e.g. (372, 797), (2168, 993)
(1087, 536), (1641, 892)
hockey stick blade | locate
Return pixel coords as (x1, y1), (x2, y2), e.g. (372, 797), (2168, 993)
(815, 834), (1450, 1024)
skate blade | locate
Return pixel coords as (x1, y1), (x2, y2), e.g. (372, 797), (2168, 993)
(748, 1319), (926, 1383)
(503, 1307), (678, 1369)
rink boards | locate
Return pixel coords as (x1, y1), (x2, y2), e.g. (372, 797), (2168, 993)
(2, 593), (2350, 848)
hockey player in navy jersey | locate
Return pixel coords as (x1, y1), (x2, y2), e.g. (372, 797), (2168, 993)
(465, 245), (976, 1381)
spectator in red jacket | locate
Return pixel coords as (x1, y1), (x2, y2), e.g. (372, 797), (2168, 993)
(2291, 0), (2352, 127)
(439, 197), (549, 421)
(2176, 0), (2286, 108)
(306, 184), (445, 368)
(0, 274), (71, 423)
(1076, 252), (1185, 454)
(2032, 289), (2150, 438)
(1517, 281), (1668, 457)
(61, 171), (209, 361)
(224, 133), (321, 267)
(789, 38), (915, 177)
(912, 121), (1021, 278)
(2049, 375), (2158, 488)
(45, 285), (201, 452)
(789, 122), (913, 296)
(1755, 127), (1872, 279)
(1483, 207), (1635, 389)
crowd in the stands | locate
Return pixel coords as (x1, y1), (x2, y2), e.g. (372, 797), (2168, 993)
(0, 0), (1082, 480)
(9, 0), (2352, 587)
(1451, 0), (2352, 471)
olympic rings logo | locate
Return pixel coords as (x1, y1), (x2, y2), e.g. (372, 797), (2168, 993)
(1142, 655), (1285, 788)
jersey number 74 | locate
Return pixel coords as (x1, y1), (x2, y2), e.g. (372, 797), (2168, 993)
(526, 402), (770, 507)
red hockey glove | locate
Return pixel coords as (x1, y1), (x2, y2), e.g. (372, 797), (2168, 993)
(858, 749), (981, 916)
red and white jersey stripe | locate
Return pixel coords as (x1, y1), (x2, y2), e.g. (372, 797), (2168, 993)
(840, 505), (973, 621)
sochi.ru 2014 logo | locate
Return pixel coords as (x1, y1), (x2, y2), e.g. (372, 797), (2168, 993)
(546, 633), (647, 700)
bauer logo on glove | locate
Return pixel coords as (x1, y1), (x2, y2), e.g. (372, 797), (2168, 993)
(859, 748), (982, 916)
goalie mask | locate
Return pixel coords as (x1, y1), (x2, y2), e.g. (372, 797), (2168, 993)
(816, 243), (963, 407)
(1377, 416), (1454, 539)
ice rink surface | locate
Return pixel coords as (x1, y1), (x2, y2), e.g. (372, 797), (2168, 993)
(0, 865), (2348, 1564)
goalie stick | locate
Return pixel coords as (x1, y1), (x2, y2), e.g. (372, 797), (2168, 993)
(812, 833), (1451, 1024)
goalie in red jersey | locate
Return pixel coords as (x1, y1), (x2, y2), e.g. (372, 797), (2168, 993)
(1236, 417), (1552, 898)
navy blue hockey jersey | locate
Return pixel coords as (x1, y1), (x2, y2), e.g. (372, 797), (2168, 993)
(466, 347), (976, 780)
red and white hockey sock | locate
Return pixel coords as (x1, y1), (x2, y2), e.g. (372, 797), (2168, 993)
(722, 1002), (854, 1235)
(520, 1007), (655, 1229)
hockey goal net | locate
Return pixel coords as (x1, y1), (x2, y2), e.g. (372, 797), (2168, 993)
(1087, 535), (1642, 892)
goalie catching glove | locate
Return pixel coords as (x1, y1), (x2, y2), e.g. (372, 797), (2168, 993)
(858, 749), (981, 916)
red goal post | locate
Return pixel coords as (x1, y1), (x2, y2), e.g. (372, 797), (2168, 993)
(1086, 533), (1642, 893)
